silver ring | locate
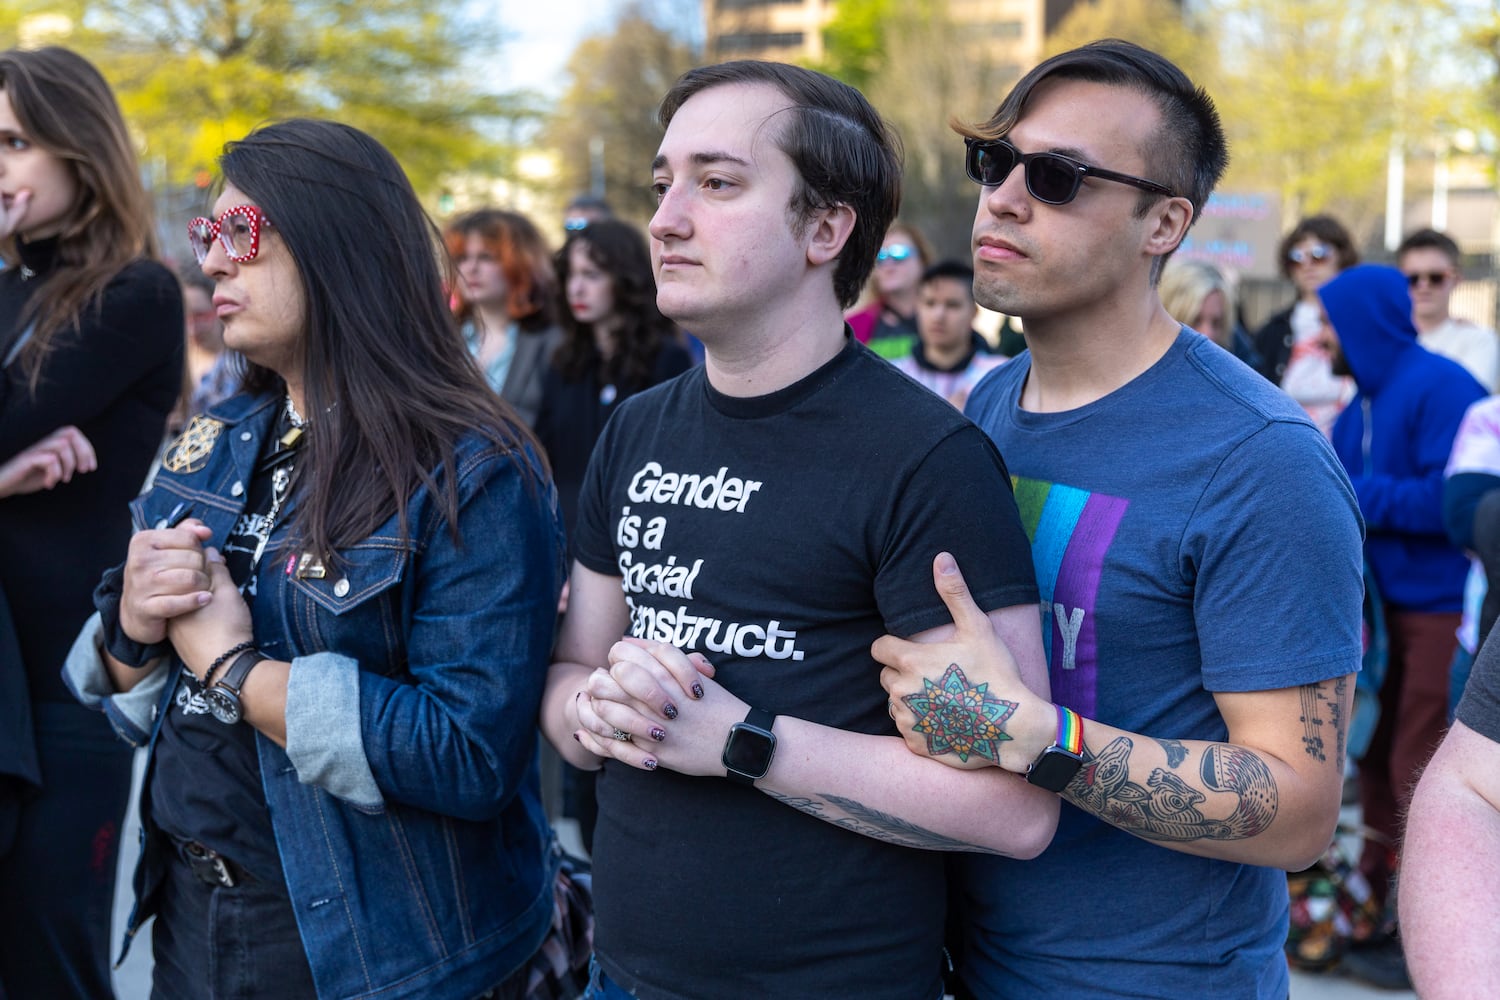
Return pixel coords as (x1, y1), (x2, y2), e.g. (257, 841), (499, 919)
(611, 728), (633, 743)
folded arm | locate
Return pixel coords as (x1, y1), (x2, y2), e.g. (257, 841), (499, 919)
(579, 600), (1058, 859)
(875, 553), (1348, 870)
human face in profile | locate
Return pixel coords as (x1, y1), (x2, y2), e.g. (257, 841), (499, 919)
(648, 82), (814, 338)
(198, 183), (306, 386)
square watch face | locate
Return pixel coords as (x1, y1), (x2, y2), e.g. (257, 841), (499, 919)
(723, 724), (775, 777)
(1028, 749), (1082, 790)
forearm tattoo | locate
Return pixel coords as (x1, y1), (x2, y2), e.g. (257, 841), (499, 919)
(1299, 676), (1348, 768)
(763, 789), (1010, 856)
(900, 663), (1017, 764)
(1065, 736), (1278, 843)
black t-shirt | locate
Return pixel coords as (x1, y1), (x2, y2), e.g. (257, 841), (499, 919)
(574, 338), (1038, 1000)
(150, 416), (299, 889)
(1459, 630), (1500, 743)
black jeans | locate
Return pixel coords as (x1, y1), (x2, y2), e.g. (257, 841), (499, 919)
(150, 847), (317, 1000)
(0, 700), (133, 1000)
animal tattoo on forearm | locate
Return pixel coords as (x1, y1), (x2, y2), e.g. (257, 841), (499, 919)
(900, 663), (1018, 764)
(1066, 737), (1278, 842)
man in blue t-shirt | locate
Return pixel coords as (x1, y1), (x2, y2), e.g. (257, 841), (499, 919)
(874, 41), (1365, 999)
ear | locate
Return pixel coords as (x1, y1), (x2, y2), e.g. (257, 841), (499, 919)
(805, 202), (857, 268)
(1143, 195), (1195, 259)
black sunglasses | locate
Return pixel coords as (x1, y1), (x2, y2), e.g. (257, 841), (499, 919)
(964, 137), (1176, 205)
(1406, 271), (1451, 288)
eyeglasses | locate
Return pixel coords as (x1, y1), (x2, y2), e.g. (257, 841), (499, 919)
(1286, 243), (1332, 266)
(1406, 271), (1452, 289)
(963, 137), (1175, 205)
(188, 205), (274, 265)
(877, 243), (916, 264)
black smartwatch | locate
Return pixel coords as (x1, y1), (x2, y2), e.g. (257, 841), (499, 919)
(722, 707), (777, 786)
(1024, 705), (1085, 793)
(205, 648), (269, 725)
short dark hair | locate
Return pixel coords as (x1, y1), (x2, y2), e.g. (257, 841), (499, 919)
(658, 60), (902, 309)
(218, 118), (538, 564)
(564, 194), (613, 218)
(1396, 228), (1461, 267)
(956, 39), (1226, 273)
(1278, 215), (1359, 280)
(921, 259), (976, 295)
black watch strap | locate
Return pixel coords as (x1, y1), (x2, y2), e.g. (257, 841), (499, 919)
(218, 647), (268, 698)
(722, 707), (777, 786)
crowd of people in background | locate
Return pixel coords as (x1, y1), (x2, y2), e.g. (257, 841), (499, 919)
(3, 31), (1500, 1000)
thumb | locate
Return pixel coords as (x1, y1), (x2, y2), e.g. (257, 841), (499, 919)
(932, 552), (988, 635)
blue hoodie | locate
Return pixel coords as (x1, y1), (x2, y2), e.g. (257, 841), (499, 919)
(1322, 264), (1486, 611)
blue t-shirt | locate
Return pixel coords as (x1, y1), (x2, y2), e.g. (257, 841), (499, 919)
(959, 331), (1364, 999)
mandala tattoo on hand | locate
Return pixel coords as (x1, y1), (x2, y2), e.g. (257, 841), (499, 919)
(901, 663), (1017, 763)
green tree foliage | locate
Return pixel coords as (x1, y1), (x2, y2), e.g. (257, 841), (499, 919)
(815, 0), (1023, 261)
(543, 3), (697, 225)
(20, 0), (535, 196)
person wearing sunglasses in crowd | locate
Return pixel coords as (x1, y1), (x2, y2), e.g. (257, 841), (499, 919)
(1252, 214), (1360, 436)
(871, 41), (1363, 1000)
(444, 208), (562, 428)
(845, 219), (934, 359)
(0, 46), (183, 998)
(545, 59), (1056, 1000)
(63, 118), (570, 1000)
(1399, 227), (1498, 393)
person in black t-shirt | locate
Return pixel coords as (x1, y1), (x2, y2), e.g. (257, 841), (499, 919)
(540, 61), (1056, 1000)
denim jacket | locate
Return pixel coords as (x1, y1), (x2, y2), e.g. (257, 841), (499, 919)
(65, 392), (566, 1000)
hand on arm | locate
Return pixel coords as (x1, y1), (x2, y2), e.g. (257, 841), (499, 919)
(875, 553), (1349, 870)
(0, 426), (96, 497)
(1400, 720), (1500, 998)
(580, 603), (1059, 858)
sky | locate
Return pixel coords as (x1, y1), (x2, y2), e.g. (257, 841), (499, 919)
(490, 0), (703, 97)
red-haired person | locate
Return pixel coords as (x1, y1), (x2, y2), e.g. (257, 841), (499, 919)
(445, 209), (561, 427)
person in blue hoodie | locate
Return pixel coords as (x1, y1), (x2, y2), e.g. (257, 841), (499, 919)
(1320, 262), (1486, 981)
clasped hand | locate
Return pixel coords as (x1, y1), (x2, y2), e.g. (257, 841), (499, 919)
(119, 520), (253, 680)
(575, 638), (738, 776)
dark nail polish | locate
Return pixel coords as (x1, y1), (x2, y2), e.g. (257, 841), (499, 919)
(643, 758), (658, 770)
(691, 682), (705, 699)
(572, 733), (581, 743)
(650, 727), (666, 742)
(664, 702), (679, 720)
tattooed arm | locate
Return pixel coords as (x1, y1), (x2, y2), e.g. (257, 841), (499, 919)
(577, 601), (1060, 858)
(874, 553), (1351, 871)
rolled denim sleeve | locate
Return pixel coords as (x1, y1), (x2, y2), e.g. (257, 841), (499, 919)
(284, 651), (382, 810)
(284, 446), (564, 821)
(61, 612), (171, 747)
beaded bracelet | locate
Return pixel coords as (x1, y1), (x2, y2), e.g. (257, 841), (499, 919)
(204, 640), (256, 687)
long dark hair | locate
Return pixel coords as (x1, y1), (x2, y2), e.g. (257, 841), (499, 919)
(443, 209), (556, 333)
(218, 118), (541, 563)
(0, 47), (159, 384)
(553, 220), (677, 389)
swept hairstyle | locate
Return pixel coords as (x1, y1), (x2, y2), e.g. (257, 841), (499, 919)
(219, 118), (540, 564)
(658, 60), (903, 309)
(0, 46), (159, 383)
(553, 220), (679, 389)
(955, 39), (1228, 275)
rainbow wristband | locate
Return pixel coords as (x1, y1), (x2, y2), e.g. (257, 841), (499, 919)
(1056, 705), (1083, 755)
